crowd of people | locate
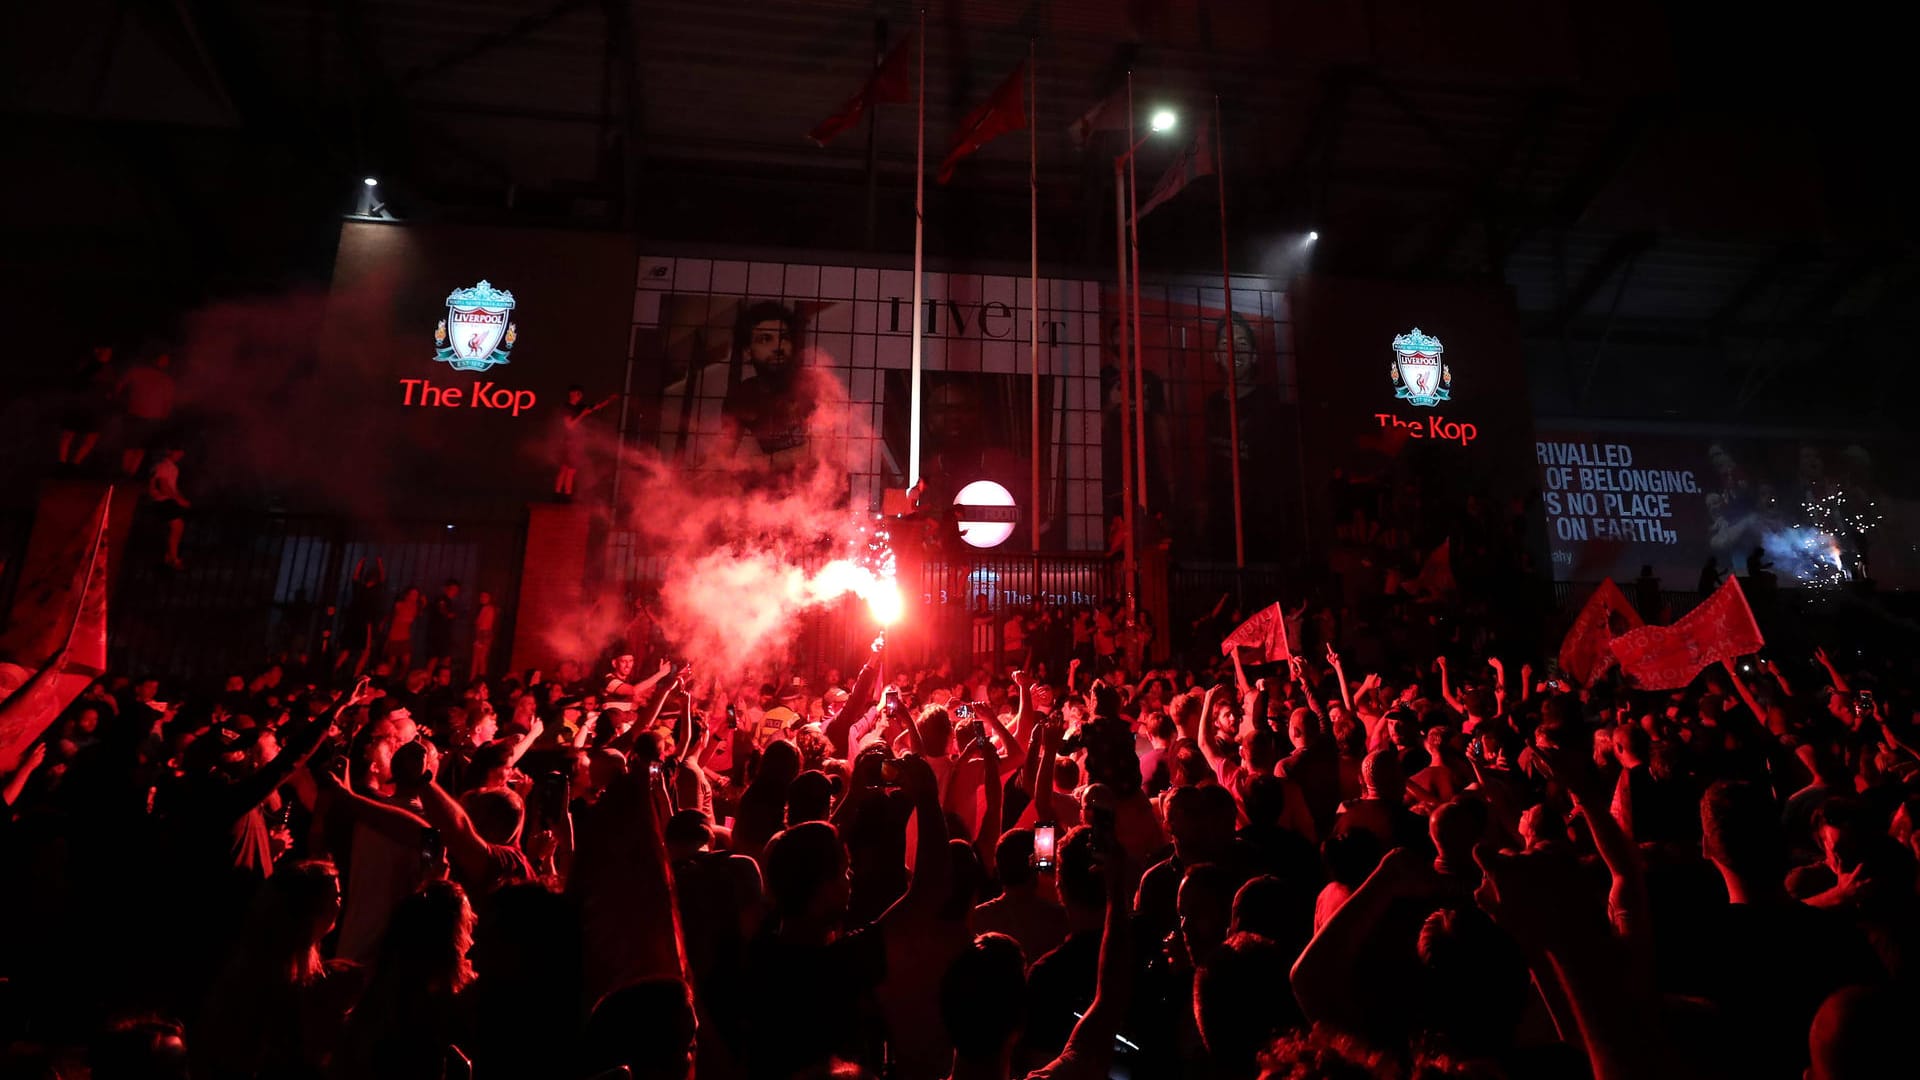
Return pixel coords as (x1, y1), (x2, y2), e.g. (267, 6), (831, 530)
(1, 570), (1916, 1080)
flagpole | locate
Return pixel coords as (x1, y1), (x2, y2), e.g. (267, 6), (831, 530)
(1029, 40), (1041, 559)
(1127, 73), (1147, 517)
(863, 15), (885, 249)
(1112, 132), (1136, 671)
(1215, 95), (1245, 574)
(908, 8), (925, 489)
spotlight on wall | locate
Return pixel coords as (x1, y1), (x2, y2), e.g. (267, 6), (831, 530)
(1149, 108), (1177, 134)
(353, 176), (394, 221)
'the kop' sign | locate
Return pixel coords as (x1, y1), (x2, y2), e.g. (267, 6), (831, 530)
(402, 279), (539, 417)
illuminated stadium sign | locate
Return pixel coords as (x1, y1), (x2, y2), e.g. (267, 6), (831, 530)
(435, 280), (518, 372)
(953, 480), (1019, 549)
(403, 279), (537, 415)
(1389, 328), (1450, 407)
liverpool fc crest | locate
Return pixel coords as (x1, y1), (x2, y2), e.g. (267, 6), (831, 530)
(434, 281), (517, 372)
(1389, 328), (1449, 407)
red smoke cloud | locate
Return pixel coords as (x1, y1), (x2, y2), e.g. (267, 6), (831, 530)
(553, 355), (896, 680)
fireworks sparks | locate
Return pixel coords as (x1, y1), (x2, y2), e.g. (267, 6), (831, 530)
(838, 517), (901, 626)
(1803, 490), (1881, 537)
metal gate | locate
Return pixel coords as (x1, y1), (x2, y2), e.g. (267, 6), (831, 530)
(110, 511), (526, 683)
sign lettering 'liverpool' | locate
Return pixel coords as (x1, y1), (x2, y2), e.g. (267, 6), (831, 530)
(1390, 328), (1450, 407)
(435, 281), (518, 372)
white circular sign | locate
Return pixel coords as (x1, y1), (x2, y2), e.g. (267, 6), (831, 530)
(954, 480), (1017, 549)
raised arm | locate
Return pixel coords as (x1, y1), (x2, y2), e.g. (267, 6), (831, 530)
(826, 640), (884, 758)
(1289, 656), (1326, 729)
(1437, 655), (1467, 715)
(973, 739), (1004, 873)
(1044, 837), (1132, 1076)
(1011, 712), (1047, 811)
(1326, 645), (1354, 712)
(567, 751), (688, 1002)
(979, 702), (1027, 778)
(1292, 847), (1430, 1031)
(1197, 685), (1231, 782)
(1757, 657), (1792, 699)
(407, 777), (502, 887)
(1720, 659), (1765, 725)
(880, 753), (952, 924)
(1489, 657), (1509, 715)
(2, 742), (48, 806)
(1031, 720), (1062, 826)
(1813, 646), (1850, 693)
(628, 660), (674, 707)
(1474, 845), (1663, 1080)
(1009, 668), (1033, 741)
(897, 695), (928, 757)
(608, 678), (678, 757)
(206, 716), (331, 826)
(315, 766), (432, 845)
(506, 717), (546, 765)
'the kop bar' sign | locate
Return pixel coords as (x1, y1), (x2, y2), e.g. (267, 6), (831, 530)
(954, 481), (1019, 549)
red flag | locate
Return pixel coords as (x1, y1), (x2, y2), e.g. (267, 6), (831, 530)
(1608, 576), (1763, 691)
(1136, 116), (1215, 219)
(809, 36), (914, 146)
(1557, 579), (1642, 687)
(0, 492), (110, 771)
(937, 62), (1028, 183)
(1220, 602), (1291, 663)
(1067, 87), (1128, 147)
(1405, 539), (1456, 600)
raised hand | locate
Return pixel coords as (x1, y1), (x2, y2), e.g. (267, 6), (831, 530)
(1325, 643), (1343, 669)
(1041, 719), (1065, 754)
(524, 828), (559, 861)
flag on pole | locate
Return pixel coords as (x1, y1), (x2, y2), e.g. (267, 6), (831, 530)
(809, 35), (915, 146)
(1220, 601), (1291, 662)
(1608, 576), (1764, 691)
(1136, 116), (1214, 219)
(1067, 87), (1128, 146)
(1405, 538), (1456, 600)
(1557, 578), (1642, 687)
(937, 62), (1028, 183)
(0, 491), (110, 772)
